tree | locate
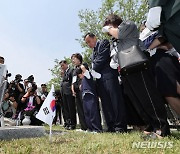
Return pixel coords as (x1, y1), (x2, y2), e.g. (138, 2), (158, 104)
(47, 57), (72, 90)
(47, 59), (61, 90)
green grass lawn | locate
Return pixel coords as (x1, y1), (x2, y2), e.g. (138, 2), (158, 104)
(0, 125), (179, 154)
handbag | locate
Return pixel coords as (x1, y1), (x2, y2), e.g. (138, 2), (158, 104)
(117, 45), (149, 74)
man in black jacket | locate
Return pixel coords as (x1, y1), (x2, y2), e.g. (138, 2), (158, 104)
(84, 33), (127, 132)
(60, 60), (76, 130)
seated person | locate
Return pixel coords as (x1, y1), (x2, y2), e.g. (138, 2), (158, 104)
(21, 86), (42, 125)
(1, 91), (17, 126)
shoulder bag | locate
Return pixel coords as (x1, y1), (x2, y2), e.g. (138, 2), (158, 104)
(117, 45), (149, 75)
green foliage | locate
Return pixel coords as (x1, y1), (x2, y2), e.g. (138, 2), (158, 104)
(47, 57), (72, 91)
(117, 0), (148, 24)
(47, 59), (61, 90)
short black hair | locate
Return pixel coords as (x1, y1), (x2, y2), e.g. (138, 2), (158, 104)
(59, 60), (67, 64)
(75, 63), (89, 75)
(71, 53), (76, 59)
(73, 53), (83, 64)
(75, 67), (83, 75)
(84, 33), (95, 40)
(82, 63), (89, 70)
(103, 14), (122, 27)
(55, 89), (61, 97)
(0, 56), (4, 60)
(15, 74), (22, 79)
(41, 84), (47, 87)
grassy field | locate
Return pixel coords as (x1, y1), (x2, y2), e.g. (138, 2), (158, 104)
(0, 125), (179, 154)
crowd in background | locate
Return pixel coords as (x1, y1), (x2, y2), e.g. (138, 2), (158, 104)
(0, 57), (60, 126)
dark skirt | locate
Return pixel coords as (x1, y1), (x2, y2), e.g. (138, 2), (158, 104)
(150, 49), (180, 97)
(121, 69), (170, 136)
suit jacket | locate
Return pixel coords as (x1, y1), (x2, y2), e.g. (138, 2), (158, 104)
(61, 67), (73, 95)
(92, 40), (119, 81)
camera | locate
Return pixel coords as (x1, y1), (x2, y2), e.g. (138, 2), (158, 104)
(6, 72), (11, 78)
(30, 83), (37, 92)
(15, 74), (23, 83)
(26, 75), (37, 92)
(26, 75), (34, 83)
(8, 91), (15, 98)
(14, 78), (23, 84)
(10, 74), (23, 85)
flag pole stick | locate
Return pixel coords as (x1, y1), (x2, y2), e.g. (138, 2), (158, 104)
(49, 124), (52, 142)
(49, 115), (54, 142)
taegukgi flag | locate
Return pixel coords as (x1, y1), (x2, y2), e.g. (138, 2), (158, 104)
(36, 85), (56, 126)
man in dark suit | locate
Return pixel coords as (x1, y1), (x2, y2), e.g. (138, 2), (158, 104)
(60, 60), (76, 130)
(84, 33), (127, 132)
(146, 0), (180, 53)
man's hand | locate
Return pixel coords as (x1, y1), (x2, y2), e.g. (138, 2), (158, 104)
(72, 92), (76, 97)
(9, 96), (15, 102)
(146, 6), (162, 31)
(27, 87), (32, 94)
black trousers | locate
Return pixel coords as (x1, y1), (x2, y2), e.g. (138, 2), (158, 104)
(83, 93), (102, 132)
(97, 77), (127, 131)
(75, 91), (87, 130)
(62, 94), (76, 127)
(53, 103), (62, 124)
(121, 69), (170, 136)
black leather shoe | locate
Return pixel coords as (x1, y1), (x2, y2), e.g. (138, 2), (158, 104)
(65, 125), (70, 130)
(106, 127), (115, 133)
(69, 125), (76, 130)
(115, 127), (127, 133)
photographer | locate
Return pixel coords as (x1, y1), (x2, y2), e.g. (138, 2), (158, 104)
(25, 75), (36, 90)
(8, 74), (24, 103)
(21, 86), (42, 125)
